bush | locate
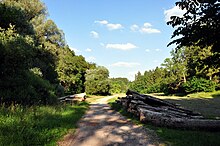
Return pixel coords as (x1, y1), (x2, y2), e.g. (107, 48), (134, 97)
(146, 84), (161, 93)
(0, 71), (57, 106)
(162, 82), (185, 95)
(182, 77), (216, 93)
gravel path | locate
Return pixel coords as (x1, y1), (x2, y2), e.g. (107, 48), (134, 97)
(58, 96), (160, 146)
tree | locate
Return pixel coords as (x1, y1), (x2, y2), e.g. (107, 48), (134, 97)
(0, 0), (73, 104)
(168, 0), (220, 51)
(110, 77), (129, 94)
(167, 0), (220, 66)
(85, 66), (111, 95)
(0, 3), (34, 35)
(56, 47), (89, 94)
(130, 68), (167, 94)
(162, 48), (188, 83)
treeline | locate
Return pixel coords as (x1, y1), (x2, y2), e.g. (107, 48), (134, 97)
(0, 0), (97, 105)
(130, 0), (220, 95)
(84, 66), (129, 95)
(130, 46), (220, 94)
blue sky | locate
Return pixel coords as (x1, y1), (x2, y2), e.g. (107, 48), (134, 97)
(43, 0), (184, 81)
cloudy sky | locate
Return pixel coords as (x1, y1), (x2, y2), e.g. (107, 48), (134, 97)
(43, 0), (184, 81)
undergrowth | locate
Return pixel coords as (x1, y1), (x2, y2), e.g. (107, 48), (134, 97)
(0, 102), (89, 146)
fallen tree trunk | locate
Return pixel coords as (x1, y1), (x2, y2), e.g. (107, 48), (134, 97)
(126, 89), (178, 107)
(138, 107), (220, 131)
(115, 89), (220, 131)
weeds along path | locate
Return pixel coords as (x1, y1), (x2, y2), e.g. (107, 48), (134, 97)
(58, 96), (159, 146)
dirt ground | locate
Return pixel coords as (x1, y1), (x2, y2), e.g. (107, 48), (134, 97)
(58, 96), (160, 146)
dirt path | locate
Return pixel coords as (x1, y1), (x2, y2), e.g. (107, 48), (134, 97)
(58, 96), (160, 146)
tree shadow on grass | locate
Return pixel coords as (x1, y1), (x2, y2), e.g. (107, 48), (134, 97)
(163, 94), (220, 119)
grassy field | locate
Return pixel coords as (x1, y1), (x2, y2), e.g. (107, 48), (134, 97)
(108, 91), (220, 146)
(0, 102), (89, 146)
(151, 90), (220, 119)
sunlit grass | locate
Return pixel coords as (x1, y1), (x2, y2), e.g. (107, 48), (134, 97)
(86, 93), (126, 103)
(150, 91), (220, 118)
(86, 95), (106, 103)
(188, 90), (220, 98)
(0, 102), (89, 146)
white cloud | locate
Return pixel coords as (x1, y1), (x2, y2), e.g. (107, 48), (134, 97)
(85, 48), (92, 52)
(131, 23), (161, 34)
(140, 27), (161, 34)
(86, 56), (96, 62)
(145, 49), (150, 52)
(90, 31), (99, 38)
(164, 6), (186, 22)
(110, 62), (141, 68)
(130, 24), (139, 32)
(155, 49), (161, 51)
(95, 20), (108, 25)
(95, 20), (123, 30)
(143, 22), (152, 27)
(106, 43), (137, 51)
(70, 47), (81, 53)
(140, 22), (161, 34)
(106, 23), (123, 30)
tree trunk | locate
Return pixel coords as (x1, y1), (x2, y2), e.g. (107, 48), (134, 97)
(116, 89), (220, 131)
(138, 107), (220, 131)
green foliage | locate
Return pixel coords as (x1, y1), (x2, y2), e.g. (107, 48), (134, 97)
(0, 0), (93, 105)
(110, 78), (129, 94)
(85, 66), (111, 95)
(0, 103), (89, 146)
(56, 47), (89, 94)
(182, 77), (216, 93)
(167, 0), (220, 73)
(110, 82), (121, 94)
(167, 0), (220, 53)
(0, 3), (34, 35)
(130, 68), (167, 94)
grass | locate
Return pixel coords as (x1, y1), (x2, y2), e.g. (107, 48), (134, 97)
(86, 93), (126, 103)
(108, 91), (220, 146)
(86, 95), (106, 103)
(150, 90), (220, 119)
(0, 102), (89, 146)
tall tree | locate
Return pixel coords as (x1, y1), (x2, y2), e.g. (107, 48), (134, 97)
(56, 47), (89, 94)
(167, 0), (220, 65)
(85, 66), (111, 95)
(162, 48), (188, 83)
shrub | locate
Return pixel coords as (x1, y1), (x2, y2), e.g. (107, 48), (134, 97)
(162, 82), (185, 95)
(182, 77), (216, 93)
(146, 84), (161, 93)
(0, 71), (57, 106)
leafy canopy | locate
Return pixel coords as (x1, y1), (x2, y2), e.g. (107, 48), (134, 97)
(167, 0), (220, 53)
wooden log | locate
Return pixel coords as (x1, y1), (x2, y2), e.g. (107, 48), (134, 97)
(126, 89), (202, 116)
(137, 105), (203, 119)
(127, 89), (177, 107)
(138, 107), (220, 131)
